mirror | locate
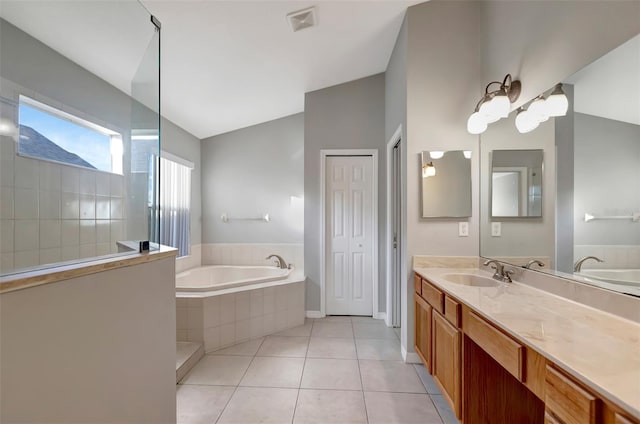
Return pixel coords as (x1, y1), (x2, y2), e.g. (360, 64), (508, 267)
(491, 150), (543, 218)
(480, 34), (640, 296)
(421, 150), (472, 218)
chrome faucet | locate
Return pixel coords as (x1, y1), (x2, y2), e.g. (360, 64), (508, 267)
(523, 260), (545, 269)
(266, 254), (288, 269)
(483, 259), (513, 282)
(573, 256), (604, 272)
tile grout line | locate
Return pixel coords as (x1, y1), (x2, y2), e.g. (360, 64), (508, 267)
(352, 316), (370, 424)
(213, 337), (267, 424)
(290, 318), (314, 423)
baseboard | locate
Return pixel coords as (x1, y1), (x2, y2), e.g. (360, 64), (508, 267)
(306, 310), (324, 319)
(374, 312), (386, 321)
(401, 344), (422, 364)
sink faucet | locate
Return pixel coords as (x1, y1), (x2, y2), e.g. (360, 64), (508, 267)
(523, 260), (545, 269)
(483, 260), (513, 282)
(266, 254), (288, 269)
(573, 256), (604, 272)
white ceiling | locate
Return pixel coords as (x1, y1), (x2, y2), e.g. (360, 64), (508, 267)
(1, 1), (421, 139)
(565, 34), (640, 126)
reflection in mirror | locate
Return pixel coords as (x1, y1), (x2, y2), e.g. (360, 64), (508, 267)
(491, 150), (543, 218)
(421, 150), (472, 218)
(480, 34), (640, 297)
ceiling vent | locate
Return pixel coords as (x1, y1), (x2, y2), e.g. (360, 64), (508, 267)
(286, 7), (316, 32)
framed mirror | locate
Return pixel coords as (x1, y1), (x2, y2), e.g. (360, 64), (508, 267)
(421, 150), (472, 218)
(490, 150), (543, 218)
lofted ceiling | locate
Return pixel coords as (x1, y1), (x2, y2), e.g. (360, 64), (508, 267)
(564, 34), (640, 126)
(1, 1), (422, 139)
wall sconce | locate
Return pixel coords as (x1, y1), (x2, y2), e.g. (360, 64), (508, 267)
(515, 83), (569, 133)
(422, 161), (436, 178)
(467, 74), (521, 135)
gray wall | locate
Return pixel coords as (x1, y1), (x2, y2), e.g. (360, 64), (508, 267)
(573, 113), (640, 245)
(555, 85), (575, 273)
(162, 118), (202, 246)
(304, 74), (386, 312)
(201, 113), (304, 244)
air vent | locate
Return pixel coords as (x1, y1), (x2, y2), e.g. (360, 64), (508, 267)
(286, 6), (316, 32)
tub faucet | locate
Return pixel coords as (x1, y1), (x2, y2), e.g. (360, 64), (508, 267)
(573, 256), (604, 272)
(523, 260), (545, 269)
(266, 254), (288, 269)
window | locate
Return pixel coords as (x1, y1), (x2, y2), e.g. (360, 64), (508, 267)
(158, 153), (193, 257)
(18, 96), (123, 174)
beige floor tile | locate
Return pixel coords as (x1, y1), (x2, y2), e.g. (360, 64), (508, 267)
(240, 356), (305, 388)
(300, 358), (362, 390)
(176, 385), (235, 424)
(353, 323), (398, 339)
(355, 338), (402, 360)
(314, 316), (352, 323)
(311, 322), (354, 338)
(431, 394), (460, 424)
(306, 337), (357, 359)
(276, 322), (313, 336)
(180, 355), (252, 386)
(364, 391), (443, 424)
(413, 363), (442, 394)
(294, 389), (367, 424)
(211, 337), (264, 356)
(359, 360), (426, 393)
(217, 387), (298, 424)
(256, 336), (309, 357)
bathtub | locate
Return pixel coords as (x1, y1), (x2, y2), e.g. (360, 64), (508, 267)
(578, 269), (640, 286)
(176, 265), (293, 292)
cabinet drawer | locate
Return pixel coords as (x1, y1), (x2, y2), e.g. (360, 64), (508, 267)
(466, 311), (524, 381)
(414, 274), (422, 295)
(444, 296), (460, 328)
(545, 365), (598, 424)
(422, 280), (444, 313)
(544, 411), (562, 424)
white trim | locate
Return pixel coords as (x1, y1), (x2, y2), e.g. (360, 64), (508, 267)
(320, 149), (379, 318)
(161, 150), (195, 169)
(401, 344), (422, 364)
(385, 125), (403, 328)
(374, 312), (387, 321)
(306, 310), (325, 319)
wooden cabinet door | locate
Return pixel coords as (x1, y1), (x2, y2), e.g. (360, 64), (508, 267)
(414, 293), (432, 372)
(433, 310), (461, 418)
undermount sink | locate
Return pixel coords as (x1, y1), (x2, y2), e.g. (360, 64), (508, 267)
(443, 273), (500, 287)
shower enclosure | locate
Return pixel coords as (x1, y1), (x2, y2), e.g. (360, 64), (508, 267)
(0, 1), (161, 276)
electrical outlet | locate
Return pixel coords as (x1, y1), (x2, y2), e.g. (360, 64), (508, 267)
(458, 222), (469, 237)
(491, 222), (501, 237)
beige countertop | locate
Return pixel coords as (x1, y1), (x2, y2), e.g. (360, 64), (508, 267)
(414, 267), (640, 419)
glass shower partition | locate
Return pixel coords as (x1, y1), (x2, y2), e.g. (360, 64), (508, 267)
(0, 1), (161, 276)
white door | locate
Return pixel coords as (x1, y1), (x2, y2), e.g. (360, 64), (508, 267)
(326, 156), (374, 316)
(391, 140), (402, 327)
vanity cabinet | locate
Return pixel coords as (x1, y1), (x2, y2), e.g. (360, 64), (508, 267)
(432, 308), (461, 416)
(414, 293), (432, 371)
(545, 365), (599, 424)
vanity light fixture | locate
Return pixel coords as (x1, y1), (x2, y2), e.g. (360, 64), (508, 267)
(429, 151), (444, 159)
(515, 83), (569, 133)
(463, 151), (472, 159)
(423, 161), (436, 178)
(467, 74), (521, 134)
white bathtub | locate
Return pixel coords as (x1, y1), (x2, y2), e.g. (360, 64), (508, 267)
(578, 269), (640, 286)
(176, 265), (293, 292)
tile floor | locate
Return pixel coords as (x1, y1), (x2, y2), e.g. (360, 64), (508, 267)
(177, 316), (459, 424)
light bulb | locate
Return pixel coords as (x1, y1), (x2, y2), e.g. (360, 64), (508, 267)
(515, 108), (539, 133)
(489, 89), (511, 118)
(423, 162), (436, 178)
(546, 84), (569, 117)
(528, 96), (549, 122)
(478, 96), (501, 123)
(429, 151), (444, 159)
(467, 112), (487, 134)
(463, 151), (472, 159)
